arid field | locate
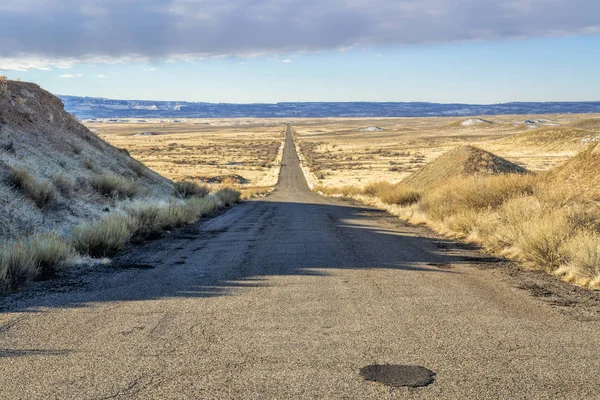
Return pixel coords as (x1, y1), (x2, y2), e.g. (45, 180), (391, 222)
(291, 114), (600, 288)
(89, 119), (286, 189)
(292, 114), (600, 187)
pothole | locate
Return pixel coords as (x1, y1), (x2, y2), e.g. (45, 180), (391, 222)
(359, 364), (435, 388)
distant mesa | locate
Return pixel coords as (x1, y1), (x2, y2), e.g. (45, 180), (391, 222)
(403, 145), (527, 191)
(359, 126), (383, 132)
(460, 118), (493, 127)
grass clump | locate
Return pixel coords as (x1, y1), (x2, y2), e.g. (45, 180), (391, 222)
(91, 174), (140, 199)
(28, 234), (75, 279)
(174, 181), (209, 198)
(8, 167), (57, 209)
(0, 234), (73, 292)
(363, 181), (421, 206)
(1, 241), (36, 293)
(72, 214), (133, 257)
(215, 187), (241, 206)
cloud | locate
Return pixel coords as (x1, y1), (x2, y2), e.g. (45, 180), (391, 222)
(97, 74), (107, 78)
(59, 74), (74, 78)
(0, 0), (599, 70)
(281, 59), (292, 63)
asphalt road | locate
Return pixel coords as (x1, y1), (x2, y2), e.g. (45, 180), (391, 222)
(1, 124), (600, 399)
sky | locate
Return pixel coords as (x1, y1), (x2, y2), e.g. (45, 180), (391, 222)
(1, 0), (599, 104)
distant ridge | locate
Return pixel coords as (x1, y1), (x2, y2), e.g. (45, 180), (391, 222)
(58, 94), (600, 119)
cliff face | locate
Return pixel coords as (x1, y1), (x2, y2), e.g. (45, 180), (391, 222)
(0, 79), (173, 240)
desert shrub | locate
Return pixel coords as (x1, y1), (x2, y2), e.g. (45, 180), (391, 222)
(186, 196), (217, 219)
(360, 181), (421, 206)
(72, 214), (133, 257)
(515, 210), (573, 272)
(8, 167), (33, 190)
(421, 174), (535, 221)
(363, 181), (395, 197)
(27, 234), (74, 279)
(215, 187), (241, 206)
(560, 230), (600, 282)
(174, 181), (209, 198)
(0, 241), (36, 293)
(377, 184), (421, 206)
(54, 174), (75, 195)
(8, 167), (57, 209)
(126, 203), (164, 240)
(91, 174), (140, 199)
(0, 75), (7, 85)
(159, 202), (193, 229)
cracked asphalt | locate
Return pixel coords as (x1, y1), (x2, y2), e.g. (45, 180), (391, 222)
(1, 124), (600, 399)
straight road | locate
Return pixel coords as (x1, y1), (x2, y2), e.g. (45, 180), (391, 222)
(1, 124), (599, 399)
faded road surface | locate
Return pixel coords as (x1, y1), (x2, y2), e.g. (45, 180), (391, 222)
(2, 125), (600, 399)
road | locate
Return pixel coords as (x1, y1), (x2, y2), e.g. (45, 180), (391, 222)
(1, 124), (600, 399)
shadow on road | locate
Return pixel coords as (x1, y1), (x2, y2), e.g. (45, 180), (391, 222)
(0, 198), (481, 312)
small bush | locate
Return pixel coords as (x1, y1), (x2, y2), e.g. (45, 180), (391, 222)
(515, 211), (573, 272)
(126, 203), (164, 240)
(186, 196), (217, 219)
(8, 167), (57, 209)
(91, 174), (140, 199)
(54, 174), (75, 195)
(27, 234), (74, 279)
(561, 230), (600, 281)
(215, 187), (241, 206)
(72, 214), (133, 257)
(1, 241), (36, 293)
(174, 181), (209, 198)
(8, 167), (33, 190)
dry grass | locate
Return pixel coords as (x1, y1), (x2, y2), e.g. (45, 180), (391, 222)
(0, 234), (74, 292)
(363, 182), (421, 206)
(8, 167), (57, 209)
(92, 119), (285, 189)
(91, 174), (140, 199)
(311, 141), (600, 288)
(215, 187), (241, 206)
(27, 234), (75, 279)
(1, 241), (36, 293)
(72, 214), (133, 258)
(174, 180), (209, 198)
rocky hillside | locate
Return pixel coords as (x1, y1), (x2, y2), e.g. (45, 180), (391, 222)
(0, 79), (174, 240)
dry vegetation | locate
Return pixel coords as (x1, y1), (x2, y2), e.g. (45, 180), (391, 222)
(90, 119), (285, 190)
(0, 80), (242, 293)
(300, 115), (600, 289)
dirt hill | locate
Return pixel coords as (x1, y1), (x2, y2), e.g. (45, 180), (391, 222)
(543, 143), (600, 200)
(402, 145), (527, 190)
(0, 79), (173, 240)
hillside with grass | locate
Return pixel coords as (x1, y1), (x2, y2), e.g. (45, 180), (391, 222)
(0, 78), (240, 292)
(312, 143), (600, 289)
(402, 145), (526, 190)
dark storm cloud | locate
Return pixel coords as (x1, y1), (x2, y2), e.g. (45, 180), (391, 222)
(1, 0), (599, 68)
